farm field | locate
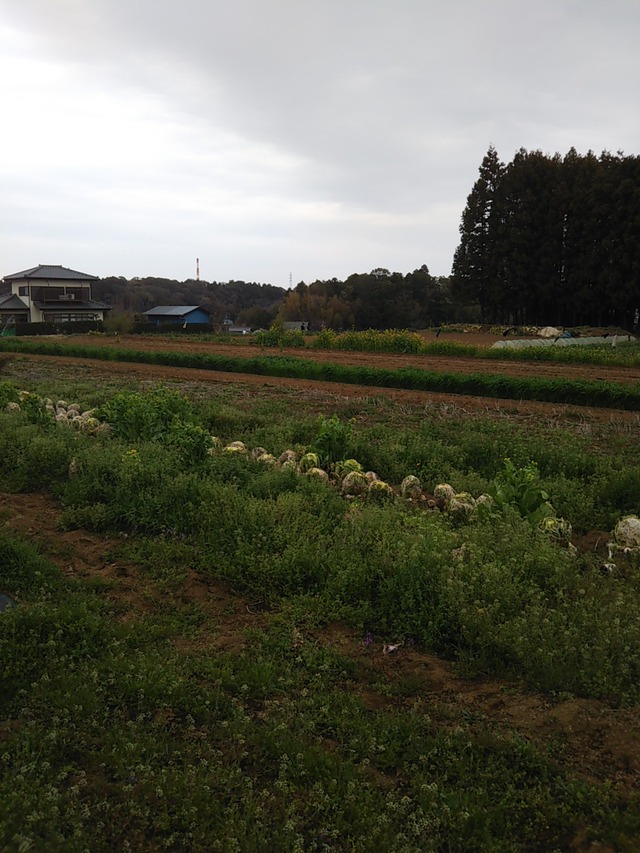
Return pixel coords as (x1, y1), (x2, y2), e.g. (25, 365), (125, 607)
(1, 351), (640, 851)
(3, 327), (640, 416)
(36, 330), (640, 387)
(11, 348), (640, 425)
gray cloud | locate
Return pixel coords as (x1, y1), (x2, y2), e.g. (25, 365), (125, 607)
(1, 0), (638, 285)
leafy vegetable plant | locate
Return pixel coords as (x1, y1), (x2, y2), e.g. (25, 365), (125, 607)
(309, 414), (355, 466)
(487, 457), (554, 525)
(95, 387), (197, 442)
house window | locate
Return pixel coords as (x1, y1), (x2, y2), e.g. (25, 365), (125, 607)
(32, 286), (64, 301)
(18, 286), (28, 296)
(43, 312), (98, 323)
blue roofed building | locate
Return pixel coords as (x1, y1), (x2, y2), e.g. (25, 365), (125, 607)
(142, 306), (211, 327)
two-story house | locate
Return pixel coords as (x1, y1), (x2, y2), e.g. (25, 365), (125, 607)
(0, 265), (111, 327)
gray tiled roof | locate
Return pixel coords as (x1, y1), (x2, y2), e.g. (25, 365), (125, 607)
(0, 293), (29, 310)
(3, 265), (98, 281)
(142, 306), (206, 316)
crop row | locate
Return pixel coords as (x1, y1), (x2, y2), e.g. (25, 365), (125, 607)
(1, 337), (639, 409)
(264, 326), (640, 366)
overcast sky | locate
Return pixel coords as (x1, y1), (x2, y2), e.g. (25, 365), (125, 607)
(1, 1), (638, 288)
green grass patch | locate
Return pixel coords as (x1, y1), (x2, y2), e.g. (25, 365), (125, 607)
(1, 530), (638, 851)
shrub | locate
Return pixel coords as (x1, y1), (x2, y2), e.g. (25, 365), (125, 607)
(103, 311), (136, 334)
(0, 381), (19, 408)
(96, 387), (198, 442)
(0, 419), (76, 491)
(0, 534), (61, 598)
(255, 325), (306, 348)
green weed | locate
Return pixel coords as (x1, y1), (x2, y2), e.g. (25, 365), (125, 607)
(1, 527), (638, 851)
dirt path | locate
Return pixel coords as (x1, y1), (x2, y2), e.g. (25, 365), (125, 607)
(2, 490), (638, 796)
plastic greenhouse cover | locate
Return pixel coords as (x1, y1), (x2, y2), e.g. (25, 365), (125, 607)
(492, 336), (636, 349)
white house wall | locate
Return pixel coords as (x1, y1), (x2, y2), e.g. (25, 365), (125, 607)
(11, 278), (97, 323)
(9, 285), (32, 320)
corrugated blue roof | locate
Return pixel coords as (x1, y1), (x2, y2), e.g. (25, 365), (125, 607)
(142, 306), (206, 317)
(3, 265), (98, 281)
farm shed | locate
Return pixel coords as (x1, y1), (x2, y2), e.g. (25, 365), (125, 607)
(142, 306), (211, 327)
(0, 265), (111, 326)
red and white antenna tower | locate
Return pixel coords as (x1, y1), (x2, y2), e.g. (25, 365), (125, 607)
(196, 258), (200, 281)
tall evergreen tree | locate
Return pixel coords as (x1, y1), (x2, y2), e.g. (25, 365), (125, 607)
(494, 149), (564, 324)
(599, 151), (640, 327)
(561, 149), (605, 325)
(452, 145), (505, 322)
(454, 146), (640, 328)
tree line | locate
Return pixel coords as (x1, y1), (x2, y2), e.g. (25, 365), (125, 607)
(93, 277), (286, 329)
(81, 146), (640, 333)
(452, 146), (640, 329)
(94, 268), (469, 332)
(275, 267), (466, 331)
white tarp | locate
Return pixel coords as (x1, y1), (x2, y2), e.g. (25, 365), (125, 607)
(538, 326), (563, 338)
(492, 335), (636, 349)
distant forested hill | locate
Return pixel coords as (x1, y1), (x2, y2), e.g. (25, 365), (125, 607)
(95, 270), (464, 331)
(93, 277), (287, 327)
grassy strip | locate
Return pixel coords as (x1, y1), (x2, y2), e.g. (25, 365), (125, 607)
(483, 342), (640, 366)
(2, 338), (640, 409)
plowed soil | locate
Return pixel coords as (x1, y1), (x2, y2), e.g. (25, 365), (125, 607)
(14, 330), (640, 424)
(51, 331), (640, 385)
